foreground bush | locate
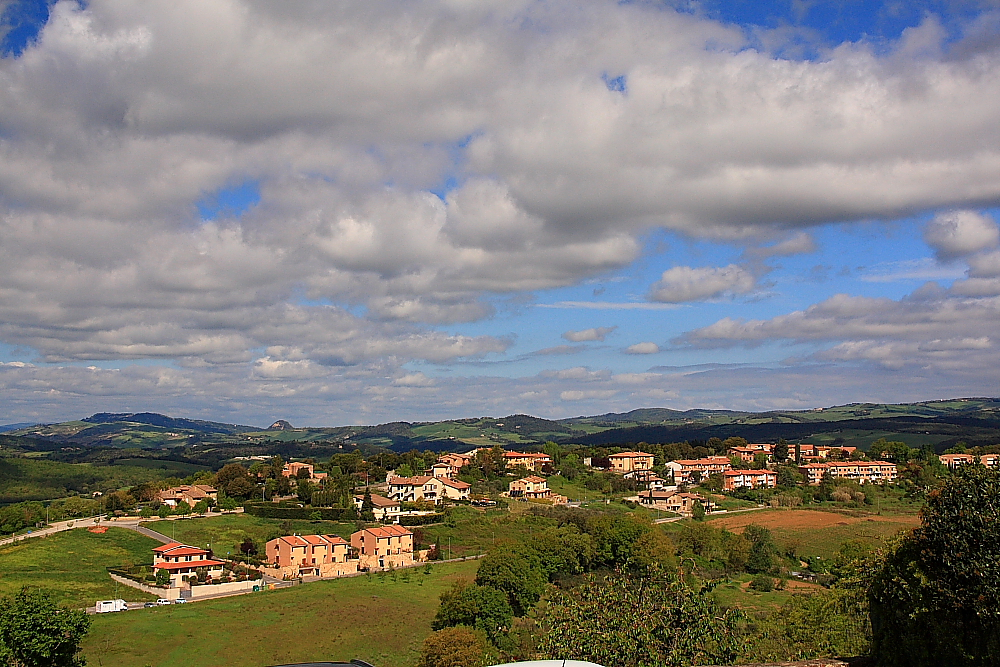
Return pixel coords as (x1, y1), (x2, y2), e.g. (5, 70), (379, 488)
(418, 627), (490, 667)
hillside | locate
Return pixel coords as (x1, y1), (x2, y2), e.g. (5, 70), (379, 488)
(6, 398), (1000, 455)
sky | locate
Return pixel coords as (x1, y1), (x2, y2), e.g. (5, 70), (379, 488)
(0, 0), (999, 427)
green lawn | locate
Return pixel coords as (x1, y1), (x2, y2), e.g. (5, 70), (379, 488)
(143, 514), (359, 557)
(83, 559), (480, 667)
(419, 506), (555, 558)
(0, 527), (159, 607)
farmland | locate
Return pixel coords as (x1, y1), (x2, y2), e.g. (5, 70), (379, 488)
(82, 559), (480, 667)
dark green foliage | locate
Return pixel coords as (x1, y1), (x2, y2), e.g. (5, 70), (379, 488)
(399, 513), (445, 526)
(869, 463), (1000, 666)
(432, 582), (513, 642)
(539, 572), (746, 667)
(691, 500), (705, 521)
(244, 504), (351, 520)
(0, 587), (91, 667)
(155, 568), (170, 586)
(749, 574), (774, 592)
(527, 525), (594, 580)
(361, 491), (375, 521)
(744, 524), (777, 574)
(475, 546), (547, 616)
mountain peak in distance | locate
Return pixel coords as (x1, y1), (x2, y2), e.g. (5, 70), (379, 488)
(268, 419), (294, 430)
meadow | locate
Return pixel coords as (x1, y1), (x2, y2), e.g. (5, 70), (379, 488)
(0, 527), (159, 607)
(0, 454), (173, 502)
(83, 559), (480, 667)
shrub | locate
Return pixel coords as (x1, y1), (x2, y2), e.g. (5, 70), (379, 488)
(749, 574), (775, 592)
(418, 627), (489, 667)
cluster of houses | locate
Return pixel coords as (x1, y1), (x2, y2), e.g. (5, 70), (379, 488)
(939, 453), (1000, 469)
(156, 484), (218, 508)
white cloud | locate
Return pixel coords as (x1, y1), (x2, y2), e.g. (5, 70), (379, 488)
(924, 210), (1000, 260)
(747, 232), (817, 259)
(539, 302), (680, 310)
(562, 326), (616, 342)
(649, 265), (756, 303)
(624, 342), (660, 354)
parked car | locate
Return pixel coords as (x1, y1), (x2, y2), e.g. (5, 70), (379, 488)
(143, 602), (156, 608)
(173, 598), (187, 604)
(156, 599), (171, 606)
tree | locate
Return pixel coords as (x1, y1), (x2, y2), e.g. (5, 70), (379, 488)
(432, 582), (514, 642)
(361, 491), (375, 521)
(240, 536), (258, 556)
(296, 479), (314, 504)
(869, 463), (1000, 666)
(215, 463), (255, 499)
(0, 587), (91, 667)
(539, 572), (745, 667)
(692, 500), (706, 521)
(418, 627), (489, 667)
(773, 440), (789, 463)
(193, 500), (209, 514)
(174, 501), (192, 516)
(744, 524), (777, 574)
(155, 568), (171, 586)
(475, 546), (547, 616)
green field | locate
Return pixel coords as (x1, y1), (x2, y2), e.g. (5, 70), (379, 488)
(144, 514), (359, 556)
(83, 559), (480, 667)
(0, 455), (171, 502)
(0, 527), (159, 607)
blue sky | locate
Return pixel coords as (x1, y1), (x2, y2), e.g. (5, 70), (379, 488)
(0, 0), (998, 426)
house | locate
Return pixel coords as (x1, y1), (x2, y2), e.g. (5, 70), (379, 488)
(156, 484), (218, 508)
(798, 461), (899, 485)
(508, 475), (550, 499)
(504, 451), (552, 472)
(386, 475), (470, 504)
(430, 462), (454, 478)
(152, 542), (225, 586)
(435, 453), (473, 477)
(265, 534), (356, 578)
(666, 457), (732, 484)
(624, 469), (669, 490)
(728, 447), (774, 464)
(939, 453), (976, 469)
(637, 490), (705, 515)
(352, 493), (402, 520)
(351, 525), (415, 570)
(281, 462), (328, 482)
(723, 469), (777, 491)
(608, 451), (655, 473)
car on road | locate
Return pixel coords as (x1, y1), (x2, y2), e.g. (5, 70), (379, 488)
(173, 598), (187, 604)
(143, 602), (156, 608)
(156, 599), (171, 606)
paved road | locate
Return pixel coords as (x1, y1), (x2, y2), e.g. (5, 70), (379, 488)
(653, 506), (767, 524)
(0, 515), (105, 548)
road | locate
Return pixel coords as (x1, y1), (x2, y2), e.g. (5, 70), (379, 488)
(0, 514), (105, 548)
(653, 505), (767, 524)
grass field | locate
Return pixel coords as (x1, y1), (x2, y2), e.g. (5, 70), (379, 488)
(712, 574), (826, 614)
(144, 514), (359, 556)
(0, 527), (159, 607)
(707, 508), (921, 559)
(83, 559), (480, 667)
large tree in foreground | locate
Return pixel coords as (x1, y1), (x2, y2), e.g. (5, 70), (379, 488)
(869, 463), (1000, 666)
(0, 587), (91, 667)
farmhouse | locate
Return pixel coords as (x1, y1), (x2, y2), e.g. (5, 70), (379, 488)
(152, 542), (225, 586)
(281, 461), (328, 482)
(608, 451), (654, 473)
(265, 534), (355, 578)
(723, 469), (777, 491)
(351, 524), (415, 570)
(156, 484), (218, 508)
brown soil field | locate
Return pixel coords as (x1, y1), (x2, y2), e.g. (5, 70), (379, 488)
(710, 509), (920, 533)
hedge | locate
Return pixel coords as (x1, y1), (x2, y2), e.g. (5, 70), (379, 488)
(399, 513), (445, 526)
(244, 504), (354, 520)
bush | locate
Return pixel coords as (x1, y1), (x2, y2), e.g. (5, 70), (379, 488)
(400, 513), (445, 526)
(244, 504), (349, 520)
(749, 574), (774, 592)
(418, 627), (489, 667)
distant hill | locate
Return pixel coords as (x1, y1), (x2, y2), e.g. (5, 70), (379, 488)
(0, 422), (37, 433)
(6, 398), (999, 453)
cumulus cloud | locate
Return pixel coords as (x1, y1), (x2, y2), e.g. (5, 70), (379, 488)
(2, 2), (1000, 420)
(649, 265), (756, 303)
(924, 210), (1000, 260)
(562, 326), (616, 342)
(625, 342), (660, 354)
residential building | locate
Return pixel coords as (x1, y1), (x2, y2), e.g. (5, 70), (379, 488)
(939, 453), (976, 469)
(723, 469), (777, 491)
(351, 525), (415, 570)
(352, 493), (402, 521)
(637, 490), (705, 515)
(152, 542), (225, 586)
(430, 462), (454, 478)
(281, 462), (328, 482)
(508, 476), (568, 504)
(798, 461), (899, 485)
(436, 453), (473, 477)
(608, 451), (655, 473)
(666, 457), (732, 484)
(504, 451), (552, 472)
(386, 475), (470, 504)
(265, 534), (355, 578)
(728, 446), (774, 464)
(624, 469), (669, 490)
(156, 484), (218, 508)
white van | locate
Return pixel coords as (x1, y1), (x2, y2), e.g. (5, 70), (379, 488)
(95, 599), (128, 613)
